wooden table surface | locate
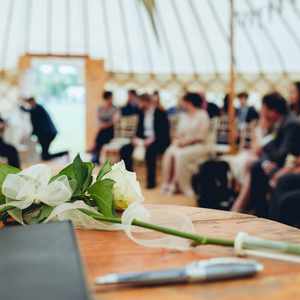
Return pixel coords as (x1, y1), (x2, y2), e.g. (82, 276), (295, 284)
(76, 205), (300, 300)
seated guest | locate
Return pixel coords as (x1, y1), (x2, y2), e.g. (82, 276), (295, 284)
(120, 93), (170, 188)
(267, 154), (300, 225)
(224, 109), (274, 187)
(236, 92), (259, 129)
(121, 89), (139, 116)
(288, 81), (300, 117)
(199, 91), (220, 119)
(0, 117), (20, 168)
(236, 92), (259, 148)
(232, 92), (300, 216)
(268, 146), (300, 226)
(269, 167), (300, 226)
(152, 90), (165, 111)
(161, 92), (210, 197)
(21, 97), (68, 161)
(91, 91), (119, 164)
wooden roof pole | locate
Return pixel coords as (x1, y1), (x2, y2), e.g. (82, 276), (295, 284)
(229, 0), (237, 153)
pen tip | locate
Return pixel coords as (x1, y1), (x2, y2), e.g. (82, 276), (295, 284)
(256, 263), (264, 272)
(95, 274), (118, 285)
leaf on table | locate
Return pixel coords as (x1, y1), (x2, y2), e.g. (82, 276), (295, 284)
(96, 160), (112, 181)
(82, 161), (94, 191)
(88, 178), (115, 217)
(23, 207), (42, 225)
(38, 205), (54, 222)
(0, 163), (20, 205)
(8, 208), (23, 224)
(73, 155), (89, 192)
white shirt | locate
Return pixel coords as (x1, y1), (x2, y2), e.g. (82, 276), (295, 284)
(143, 107), (155, 138)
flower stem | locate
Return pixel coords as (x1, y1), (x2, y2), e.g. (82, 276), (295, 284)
(132, 219), (234, 247)
(80, 209), (234, 247)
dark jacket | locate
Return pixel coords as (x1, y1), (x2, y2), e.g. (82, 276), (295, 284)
(237, 106), (259, 124)
(21, 104), (57, 138)
(121, 103), (139, 116)
(263, 115), (300, 166)
(0, 137), (20, 168)
(207, 102), (221, 119)
(136, 108), (170, 150)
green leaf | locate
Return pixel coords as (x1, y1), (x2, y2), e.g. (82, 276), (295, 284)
(51, 154), (94, 196)
(73, 155), (88, 191)
(96, 160), (112, 181)
(88, 178), (115, 217)
(38, 205), (54, 222)
(0, 163), (20, 204)
(51, 163), (76, 182)
(82, 161), (94, 191)
(8, 208), (23, 224)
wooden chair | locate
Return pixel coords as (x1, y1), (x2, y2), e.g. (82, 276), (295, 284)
(168, 114), (179, 139)
(212, 116), (231, 155)
(101, 115), (138, 164)
(238, 121), (257, 150)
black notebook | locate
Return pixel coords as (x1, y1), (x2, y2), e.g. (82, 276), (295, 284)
(0, 221), (90, 300)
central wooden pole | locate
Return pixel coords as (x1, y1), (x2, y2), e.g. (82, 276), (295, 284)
(228, 0), (237, 153)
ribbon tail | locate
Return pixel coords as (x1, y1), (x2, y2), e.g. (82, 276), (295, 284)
(121, 203), (195, 250)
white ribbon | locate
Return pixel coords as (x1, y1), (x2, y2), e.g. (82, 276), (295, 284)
(45, 200), (195, 250)
(121, 202), (195, 250)
(1, 164), (72, 210)
(45, 200), (123, 230)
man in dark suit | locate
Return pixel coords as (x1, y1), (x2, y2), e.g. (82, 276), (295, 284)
(0, 117), (20, 168)
(120, 93), (170, 188)
(21, 97), (68, 161)
(232, 92), (300, 216)
(236, 92), (259, 127)
(121, 90), (140, 116)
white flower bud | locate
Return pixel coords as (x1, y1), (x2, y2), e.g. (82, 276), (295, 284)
(103, 161), (144, 210)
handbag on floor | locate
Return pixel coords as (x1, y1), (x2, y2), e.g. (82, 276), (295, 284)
(192, 159), (235, 210)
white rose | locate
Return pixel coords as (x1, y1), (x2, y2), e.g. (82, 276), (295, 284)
(1, 164), (72, 210)
(103, 161), (144, 210)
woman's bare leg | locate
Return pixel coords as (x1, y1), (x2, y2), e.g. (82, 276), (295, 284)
(231, 156), (257, 212)
(161, 147), (174, 185)
(231, 173), (251, 212)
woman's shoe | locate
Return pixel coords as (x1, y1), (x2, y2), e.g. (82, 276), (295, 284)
(183, 189), (195, 198)
(166, 183), (176, 196)
(160, 184), (170, 195)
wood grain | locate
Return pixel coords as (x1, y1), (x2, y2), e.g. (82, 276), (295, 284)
(76, 205), (300, 300)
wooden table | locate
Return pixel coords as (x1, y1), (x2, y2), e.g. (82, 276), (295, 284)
(76, 205), (300, 300)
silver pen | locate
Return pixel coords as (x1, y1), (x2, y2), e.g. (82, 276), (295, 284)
(95, 257), (263, 286)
